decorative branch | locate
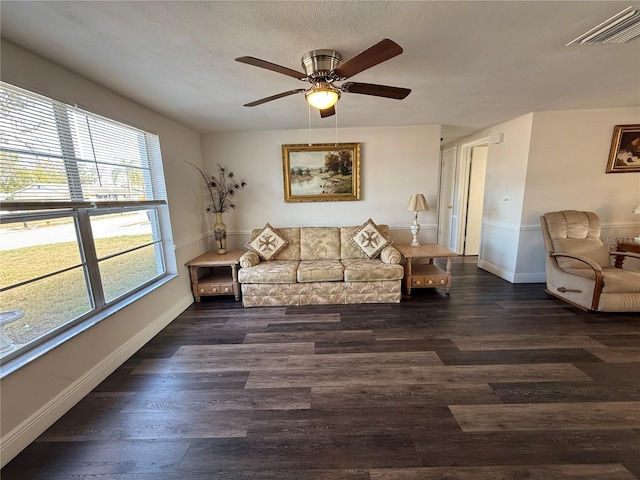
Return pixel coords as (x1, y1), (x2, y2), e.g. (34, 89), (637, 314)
(185, 161), (247, 213)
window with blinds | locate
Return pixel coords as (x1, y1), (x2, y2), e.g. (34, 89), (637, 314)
(0, 83), (166, 206)
(0, 82), (171, 369)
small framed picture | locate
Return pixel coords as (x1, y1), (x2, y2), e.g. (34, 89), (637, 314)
(606, 124), (640, 173)
(282, 143), (361, 202)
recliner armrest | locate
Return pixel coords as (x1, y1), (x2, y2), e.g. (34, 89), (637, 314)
(551, 252), (604, 310)
(551, 252), (603, 271)
(609, 250), (640, 270)
(610, 251), (640, 260)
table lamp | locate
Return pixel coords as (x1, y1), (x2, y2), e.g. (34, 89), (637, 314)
(406, 193), (429, 247)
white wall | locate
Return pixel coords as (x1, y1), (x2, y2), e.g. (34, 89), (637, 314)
(524, 107), (640, 225)
(453, 114), (533, 281)
(200, 125), (442, 247)
(0, 41), (206, 466)
(517, 107), (640, 278)
(444, 107), (640, 283)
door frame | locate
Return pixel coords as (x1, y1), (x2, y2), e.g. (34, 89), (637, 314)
(457, 137), (490, 255)
(438, 136), (490, 255)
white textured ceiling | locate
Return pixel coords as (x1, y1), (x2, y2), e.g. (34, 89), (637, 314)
(2, 1), (639, 142)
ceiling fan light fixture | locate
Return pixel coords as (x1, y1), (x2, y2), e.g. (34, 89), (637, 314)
(236, 39), (409, 117)
(305, 83), (341, 110)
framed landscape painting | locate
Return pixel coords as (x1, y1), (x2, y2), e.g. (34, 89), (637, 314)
(606, 124), (640, 173)
(282, 143), (361, 202)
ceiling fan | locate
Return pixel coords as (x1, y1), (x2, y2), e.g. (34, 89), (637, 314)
(235, 39), (411, 118)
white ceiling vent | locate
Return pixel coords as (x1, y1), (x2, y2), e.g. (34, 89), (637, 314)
(567, 6), (640, 45)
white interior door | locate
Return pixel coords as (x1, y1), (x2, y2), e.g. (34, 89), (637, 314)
(438, 147), (457, 251)
(464, 145), (488, 255)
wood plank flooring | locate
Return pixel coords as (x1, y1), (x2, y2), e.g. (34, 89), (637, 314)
(3, 257), (640, 479)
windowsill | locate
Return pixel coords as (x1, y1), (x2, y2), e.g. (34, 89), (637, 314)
(0, 273), (178, 379)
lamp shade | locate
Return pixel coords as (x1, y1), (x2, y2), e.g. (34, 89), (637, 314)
(406, 193), (429, 212)
(634, 203), (640, 214)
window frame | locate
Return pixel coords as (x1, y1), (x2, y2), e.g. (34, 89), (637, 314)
(0, 82), (174, 375)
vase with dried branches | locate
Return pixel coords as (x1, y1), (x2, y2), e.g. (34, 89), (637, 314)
(186, 161), (247, 254)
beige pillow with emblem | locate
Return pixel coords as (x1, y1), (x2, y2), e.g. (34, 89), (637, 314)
(245, 223), (289, 261)
(350, 218), (391, 259)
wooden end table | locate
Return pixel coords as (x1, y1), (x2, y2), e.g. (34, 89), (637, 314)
(185, 250), (243, 302)
(614, 240), (640, 268)
(395, 244), (458, 294)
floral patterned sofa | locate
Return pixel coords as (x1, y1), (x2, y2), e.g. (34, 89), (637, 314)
(238, 220), (404, 307)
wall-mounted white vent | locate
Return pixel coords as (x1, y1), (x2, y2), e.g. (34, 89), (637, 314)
(567, 6), (640, 45)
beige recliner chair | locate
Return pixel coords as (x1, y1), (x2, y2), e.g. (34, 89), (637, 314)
(540, 210), (640, 312)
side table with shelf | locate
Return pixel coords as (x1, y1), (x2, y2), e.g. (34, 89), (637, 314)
(395, 244), (458, 294)
(614, 240), (640, 268)
(185, 250), (243, 302)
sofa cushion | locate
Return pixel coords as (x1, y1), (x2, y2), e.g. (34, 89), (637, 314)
(300, 227), (341, 260)
(245, 223), (289, 261)
(340, 226), (365, 259)
(350, 218), (391, 259)
(297, 260), (344, 283)
(341, 258), (404, 282)
(272, 227), (301, 261)
(238, 260), (298, 284)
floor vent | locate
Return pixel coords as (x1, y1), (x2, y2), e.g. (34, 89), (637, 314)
(567, 6), (640, 45)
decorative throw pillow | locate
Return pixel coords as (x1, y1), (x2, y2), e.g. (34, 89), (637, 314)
(245, 223), (289, 261)
(350, 218), (391, 259)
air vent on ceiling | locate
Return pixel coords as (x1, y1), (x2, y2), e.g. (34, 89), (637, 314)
(567, 6), (640, 45)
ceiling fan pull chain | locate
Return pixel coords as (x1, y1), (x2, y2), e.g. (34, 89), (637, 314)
(308, 102), (312, 146)
(335, 105), (338, 146)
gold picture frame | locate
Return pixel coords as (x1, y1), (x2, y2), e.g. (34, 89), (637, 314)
(282, 143), (361, 202)
(606, 124), (640, 173)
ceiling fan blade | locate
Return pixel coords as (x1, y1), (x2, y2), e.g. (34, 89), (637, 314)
(333, 39), (403, 79)
(235, 56), (307, 80)
(243, 89), (306, 107)
(341, 82), (411, 99)
(320, 106), (335, 118)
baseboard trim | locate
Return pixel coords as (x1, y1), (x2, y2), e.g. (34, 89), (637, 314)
(478, 259), (515, 282)
(513, 272), (546, 283)
(479, 259), (546, 284)
(0, 293), (194, 468)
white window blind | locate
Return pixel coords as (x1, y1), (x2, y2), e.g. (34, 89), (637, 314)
(0, 81), (171, 372)
(0, 82), (166, 205)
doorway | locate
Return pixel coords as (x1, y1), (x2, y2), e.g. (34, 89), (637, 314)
(463, 145), (487, 255)
(437, 138), (489, 256)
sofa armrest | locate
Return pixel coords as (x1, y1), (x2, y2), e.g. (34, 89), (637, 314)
(240, 251), (260, 268)
(380, 245), (402, 264)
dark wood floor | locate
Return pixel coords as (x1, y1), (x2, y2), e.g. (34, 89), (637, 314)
(3, 258), (640, 479)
